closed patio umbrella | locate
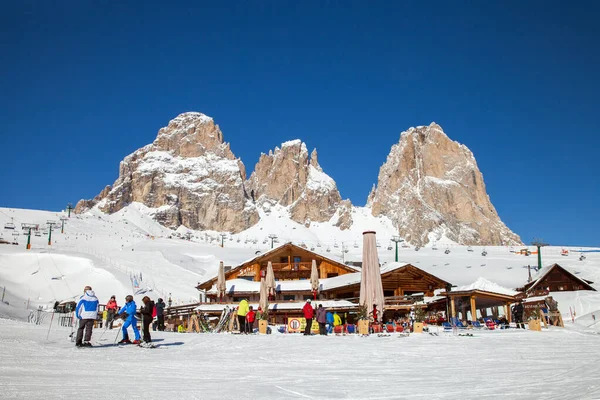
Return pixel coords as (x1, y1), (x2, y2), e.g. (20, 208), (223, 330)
(217, 261), (226, 302)
(359, 231), (385, 321)
(259, 277), (268, 313)
(310, 259), (319, 300)
(266, 261), (276, 300)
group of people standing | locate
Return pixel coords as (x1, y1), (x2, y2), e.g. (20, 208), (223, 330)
(302, 299), (342, 335)
(235, 299), (257, 334)
(74, 285), (166, 347)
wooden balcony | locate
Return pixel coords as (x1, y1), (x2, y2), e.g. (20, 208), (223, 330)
(265, 262), (315, 271)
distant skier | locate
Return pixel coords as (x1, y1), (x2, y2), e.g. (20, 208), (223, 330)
(106, 295), (118, 329)
(140, 296), (155, 343)
(246, 306), (256, 333)
(75, 285), (99, 347)
(302, 299), (314, 336)
(115, 295), (141, 344)
(512, 300), (525, 329)
(315, 304), (327, 335)
(237, 299), (249, 334)
(155, 298), (166, 331)
(326, 310), (334, 334)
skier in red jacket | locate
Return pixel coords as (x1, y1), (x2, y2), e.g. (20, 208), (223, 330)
(246, 306), (256, 333)
(302, 299), (314, 336)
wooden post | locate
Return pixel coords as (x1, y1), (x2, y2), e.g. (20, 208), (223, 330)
(470, 296), (477, 322)
(505, 303), (511, 323)
(450, 297), (456, 318)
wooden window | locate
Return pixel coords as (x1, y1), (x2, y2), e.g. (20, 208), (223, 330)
(283, 295), (295, 301)
(327, 273), (338, 278)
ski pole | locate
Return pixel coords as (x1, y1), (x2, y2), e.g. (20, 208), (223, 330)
(70, 312), (76, 342)
(46, 311), (55, 341)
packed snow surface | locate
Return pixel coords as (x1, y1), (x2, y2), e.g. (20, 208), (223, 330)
(1, 318), (600, 399)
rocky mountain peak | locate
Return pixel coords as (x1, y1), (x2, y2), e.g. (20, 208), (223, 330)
(75, 112), (258, 232)
(247, 140), (352, 229)
(369, 123), (521, 246)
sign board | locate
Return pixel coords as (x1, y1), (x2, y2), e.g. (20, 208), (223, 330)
(287, 317), (319, 333)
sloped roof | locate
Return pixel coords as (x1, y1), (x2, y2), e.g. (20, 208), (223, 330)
(197, 242), (359, 290)
(520, 263), (595, 292)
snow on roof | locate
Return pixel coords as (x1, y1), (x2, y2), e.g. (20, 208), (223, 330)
(205, 262), (414, 294)
(528, 264), (593, 291)
(452, 277), (518, 296)
(195, 299), (357, 312)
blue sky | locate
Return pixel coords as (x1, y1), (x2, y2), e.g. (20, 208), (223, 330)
(1, 1), (598, 246)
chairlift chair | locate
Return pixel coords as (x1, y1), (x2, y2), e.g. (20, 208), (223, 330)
(326, 247), (331, 253)
(4, 218), (16, 230)
(482, 249), (488, 256)
(467, 246), (473, 252)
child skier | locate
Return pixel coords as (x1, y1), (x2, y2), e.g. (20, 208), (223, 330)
(115, 295), (141, 344)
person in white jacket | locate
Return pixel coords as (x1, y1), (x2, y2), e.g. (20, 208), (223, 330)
(75, 285), (99, 347)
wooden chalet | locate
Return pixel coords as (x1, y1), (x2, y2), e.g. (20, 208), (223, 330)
(197, 242), (357, 293)
(517, 263), (596, 295)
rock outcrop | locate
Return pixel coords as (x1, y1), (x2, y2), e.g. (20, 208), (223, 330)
(367, 123), (522, 246)
(75, 112), (259, 232)
(246, 140), (352, 228)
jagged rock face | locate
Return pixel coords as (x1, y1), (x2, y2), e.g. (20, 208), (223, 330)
(247, 141), (352, 228)
(368, 123), (522, 246)
(75, 112), (259, 232)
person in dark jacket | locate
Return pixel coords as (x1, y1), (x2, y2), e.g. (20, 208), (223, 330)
(512, 300), (525, 329)
(315, 304), (327, 335)
(140, 296), (155, 343)
(155, 298), (166, 331)
(302, 299), (314, 336)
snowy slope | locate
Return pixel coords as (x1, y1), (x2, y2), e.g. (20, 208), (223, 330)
(1, 206), (599, 328)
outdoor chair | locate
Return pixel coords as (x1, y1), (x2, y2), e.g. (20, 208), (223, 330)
(386, 324), (395, 333)
(451, 317), (467, 329)
(334, 325), (344, 334)
(471, 321), (483, 329)
(441, 322), (452, 332)
(346, 324), (356, 334)
(395, 325), (404, 333)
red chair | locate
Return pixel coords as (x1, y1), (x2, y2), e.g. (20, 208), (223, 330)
(334, 325), (343, 334)
(386, 324), (395, 333)
(395, 325), (404, 333)
(372, 324), (382, 333)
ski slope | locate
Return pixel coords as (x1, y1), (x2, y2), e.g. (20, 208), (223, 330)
(1, 205), (600, 325)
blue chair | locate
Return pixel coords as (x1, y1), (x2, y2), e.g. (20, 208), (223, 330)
(472, 321), (483, 329)
(451, 317), (467, 329)
(346, 324), (356, 334)
(442, 322), (452, 332)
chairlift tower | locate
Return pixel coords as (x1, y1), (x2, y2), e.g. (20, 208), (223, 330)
(46, 221), (58, 246)
(531, 238), (548, 271)
(60, 216), (68, 234)
(220, 233), (227, 248)
(66, 203), (74, 218)
(22, 223), (38, 250)
(268, 234), (278, 249)
(391, 235), (404, 262)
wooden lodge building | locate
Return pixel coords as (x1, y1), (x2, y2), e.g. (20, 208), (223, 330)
(188, 242), (451, 324)
(517, 263), (596, 296)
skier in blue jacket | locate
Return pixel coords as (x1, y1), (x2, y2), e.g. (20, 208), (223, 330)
(116, 295), (141, 344)
(75, 285), (99, 347)
(326, 311), (334, 334)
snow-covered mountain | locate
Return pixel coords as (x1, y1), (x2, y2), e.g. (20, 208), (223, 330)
(77, 113), (519, 246)
(368, 123), (522, 246)
(246, 140), (353, 229)
(75, 112), (259, 233)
